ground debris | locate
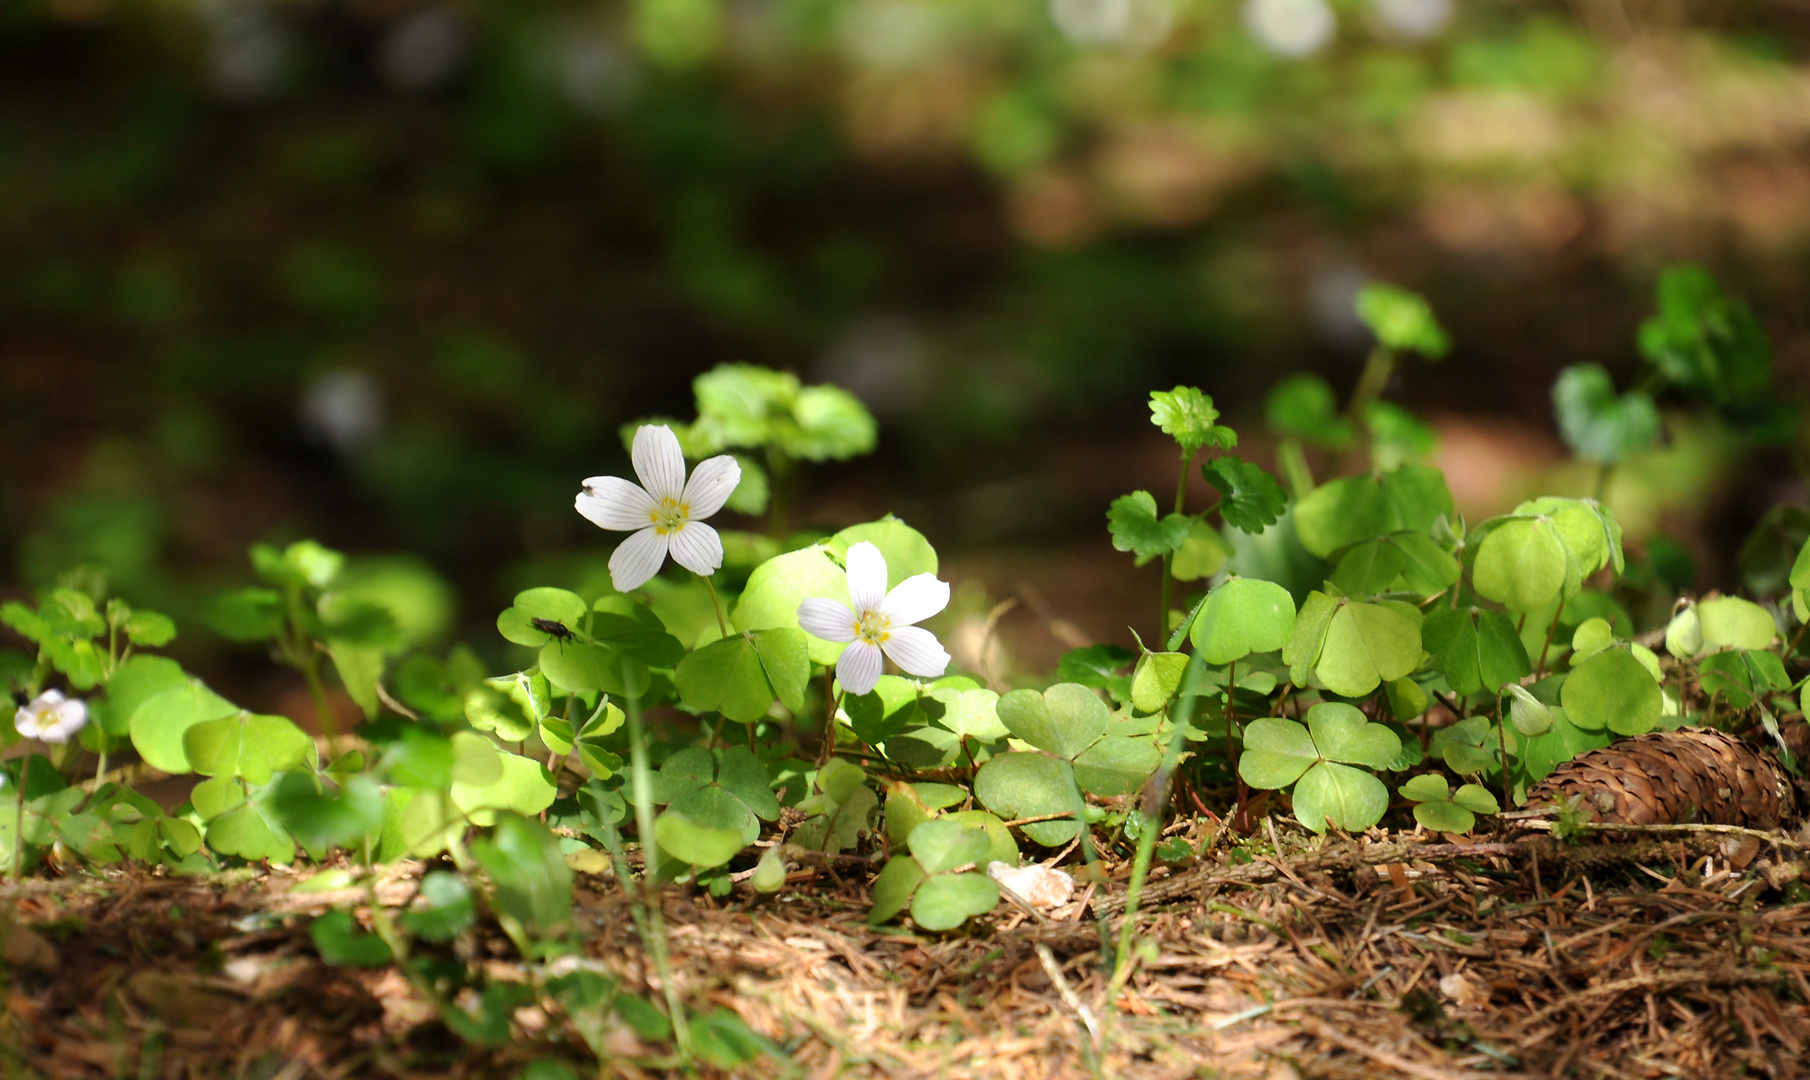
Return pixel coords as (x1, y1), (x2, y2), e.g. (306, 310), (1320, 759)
(1, 829), (1808, 1078)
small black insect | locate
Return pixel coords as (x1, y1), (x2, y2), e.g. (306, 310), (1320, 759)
(531, 618), (576, 643)
(10, 687), (27, 708)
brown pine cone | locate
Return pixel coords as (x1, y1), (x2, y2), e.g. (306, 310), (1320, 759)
(1528, 727), (1797, 830)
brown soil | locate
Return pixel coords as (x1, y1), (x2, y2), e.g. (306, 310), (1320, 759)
(5, 828), (1810, 1079)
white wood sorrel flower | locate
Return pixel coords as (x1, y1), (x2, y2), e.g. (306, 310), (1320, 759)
(575, 424), (742, 592)
(15, 690), (87, 745)
(797, 541), (951, 696)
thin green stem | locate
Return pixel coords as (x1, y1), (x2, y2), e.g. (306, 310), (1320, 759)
(1110, 654), (1209, 999)
(1339, 346), (1396, 472)
(622, 681), (691, 1058)
(702, 575), (730, 640)
(1157, 447), (1197, 641)
(766, 444), (794, 540)
(815, 688), (846, 774)
(1494, 694), (1512, 817)
(1535, 605), (1565, 677)
(1277, 438), (1315, 498)
(1593, 462), (1613, 502)
(11, 750), (27, 884)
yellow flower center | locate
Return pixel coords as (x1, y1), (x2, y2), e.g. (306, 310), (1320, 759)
(855, 609), (891, 645)
(649, 496), (690, 535)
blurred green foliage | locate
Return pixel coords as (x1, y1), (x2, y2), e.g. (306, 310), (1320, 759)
(2, 0), (1807, 650)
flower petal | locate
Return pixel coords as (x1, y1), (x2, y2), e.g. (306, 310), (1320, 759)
(681, 454), (742, 521)
(844, 541), (888, 615)
(576, 477), (658, 532)
(836, 640), (884, 696)
(668, 520), (725, 578)
(798, 598), (858, 643)
(14, 707), (41, 740)
(631, 424), (688, 502)
(879, 573), (949, 627)
(881, 625), (951, 679)
(609, 527), (671, 592)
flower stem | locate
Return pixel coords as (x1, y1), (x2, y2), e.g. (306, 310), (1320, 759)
(1340, 346), (1395, 471)
(1535, 605), (1565, 677)
(622, 677), (691, 1058)
(1158, 447), (1198, 640)
(12, 750), (30, 883)
(702, 574), (729, 639)
(815, 688), (845, 773)
(766, 444), (794, 540)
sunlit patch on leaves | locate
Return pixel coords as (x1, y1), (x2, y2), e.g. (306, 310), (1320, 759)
(1148, 386), (1237, 453)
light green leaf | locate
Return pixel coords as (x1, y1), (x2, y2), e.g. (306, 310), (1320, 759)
(182, 712), (313, 785)
(1399, 774), (1450, 802)
(1238, 718), (1319, 789)
(910, 873), (999, 931)
(1504, 684), (1555, 737)
(654, 811), (747, 869)
(1355, 282), (1449, 358)
(925, 687), (1007, 743)
(675, 634), (776, 724)
(1473, 517), (1566, 614)
(907, 818), (993, 876)
(1282, 590), (1338, 688)
(867, 857), (927, 925)
(1131, 651), (1188, 714)
(1072, 736), (1161, 796)
(1452, 784), (1500, 814)
(1697, 596), (1777, 652)
(129, 681), (241, 775)
(753, 628), (810, 713)
(830, 517), (938, 585)
(1561, 647), (1662, 735)
(1171, 518), (1232, 582)
(1191, 577), (1296, 665)
(1148, 386), (1236, 453)
(1517, 706), (1611, 782)
(1108, 491), (1191, 563)
(996, 684), (1108, 759)
(1305, 702), (1401, 769)
(450, 752), (558, 826)
(1315, 600), (1423, 698)
(732, 545), (849, 665)
(1292, 761), (1390, 833)
(1553, 364), (1660, 465)
(972, 752), (1080, 846)
(497, 588), (588, 647)
(1412, 801), (1476, 834)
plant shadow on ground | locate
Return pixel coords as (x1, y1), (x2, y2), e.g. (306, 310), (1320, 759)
(5, 830), (1808, 1080)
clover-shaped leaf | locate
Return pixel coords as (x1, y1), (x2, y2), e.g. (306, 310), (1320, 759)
(972, 753), (1080, 846)
(1057, 644), (1135, 701)
(1191, 577), (1296, 666)
(1560, 646), (1661, 735)
(1202, 456), (1287, 534)
(183, 711), (313, 786)
(731, 544), (849, 665)
(1356, 282), (1449, 359)
(1293, 763), (1389, 835)
(997, 684), (1108, 759)
(1430, 715), (1503, 777)
(868, 819), (1003, 930)
(674, 635), (772, 721)
(1292, 465), (1454, 558)
(1400, 774), (1498, 833)
(1149, 386), (1237, 453)
(1108, 491), (1191, 563)
(1421, 608), (1530, 697)
(1553, 364), (1660, 465)
(924, 687), (1008, 743)
(1284, 593), (1422, 698)
(1238, 704), (1400, 835)
(1366, 401), (1438, 470)
(649, 747), (780, 859)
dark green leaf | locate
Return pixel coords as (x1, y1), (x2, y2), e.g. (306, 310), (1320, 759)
(1202, 457), (1288, 534)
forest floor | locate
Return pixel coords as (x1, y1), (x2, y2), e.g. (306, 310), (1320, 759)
(4, 826), (1810, 1080)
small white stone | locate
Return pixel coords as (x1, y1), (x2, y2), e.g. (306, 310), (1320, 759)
(987, 861), (1075, 909)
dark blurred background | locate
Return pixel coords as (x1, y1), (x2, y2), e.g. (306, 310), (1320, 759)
(5, 0), (1810, 685)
